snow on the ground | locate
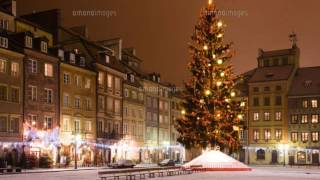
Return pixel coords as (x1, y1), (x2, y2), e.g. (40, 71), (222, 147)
(1, 166), (320, 180)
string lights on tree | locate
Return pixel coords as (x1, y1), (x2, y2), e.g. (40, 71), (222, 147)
(175, 0), (245, 152)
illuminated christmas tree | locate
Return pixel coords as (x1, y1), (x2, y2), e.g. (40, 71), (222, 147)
(175, 0), (245, 152)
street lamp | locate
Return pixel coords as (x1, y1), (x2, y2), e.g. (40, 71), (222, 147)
(278, 144), (289, 166)
(74, 134), (81, 169)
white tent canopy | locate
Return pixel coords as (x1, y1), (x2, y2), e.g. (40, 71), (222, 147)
(183, 150), (251, 171)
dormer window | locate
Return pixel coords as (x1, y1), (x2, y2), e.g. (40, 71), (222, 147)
(124, 74), (128, 80)
(70, 53), (75, 64)
(105, 55), (110, 63)
(157, 76), (160, 83)
(25, 36), (33, 48)
(152, 75), (156, 81)
(80, 57), (86, 67)
(130, 74), (135, 83)
(40, 41), (48, 53)
(58, 49), (64, 60)
(0, 36), (8, 48)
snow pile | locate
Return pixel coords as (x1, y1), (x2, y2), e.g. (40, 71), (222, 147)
(183, 150), (251, 171)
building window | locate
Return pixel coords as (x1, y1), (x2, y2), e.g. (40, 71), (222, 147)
(98, 95), (105, 111)
(275, 129), (282, 140)
(291, 115), (298, 124)
(153, 98), (158, 108)
(25, 36), (33, 48)
(114, 99), (121, 114)
(29, 59), (37, 73)
(98, 72), (104, 86)
(301, 115), (308, 124)
(63, 94), (69, 107)
(311, 100), (318, 108)
(147, 97), (152, 107)
(85, 98), (91, 110)
(0, 59), (6, 73)
(275, 96), (282, 106)
(70, 53), (75, 64)
(302, 100), (308, 108)
(139, 93), (144, 101)
(74, 119), (80, 133)
(84, 121), (92, 132)
(11, 62), (19, 77)
(0, 85), (7, 101)
(40, 41), (48, 53)
(312, 115), (319, 124)
(0, 116), (7, 132)
(276, 85), (282, 91)
(257, 149), (265, 160)
(44, 63), (53, 77)
(264, 129), (271, 140)
(123, 123), (128, 135)
(253, 129), (259, 141)
(264, 97), (270, 106)
(312, 132), (319, 142)
(44, 116), (52, 130)
(75, 75), (82, 88)
(253, 97), (259, 106)
(9, 117), (19, 133)
(75, 96), (81, 109)
(239, 130), (244, 140)
(253, 87), (259, 92)
(0, 19), (9, 30)
(63, 117), (70, 131)
(28, 85), (37, 101)
(97, 120), (103, 134)
(132, 91), (137, 99)
(253, 112), (259, 121)
(58, 49), (64, 60)
(63, 73), (70, 84)
(147, 112), (151, 121)
(105, 55), (110, 63)
(275, 112), (281, 121)
(115, 77), (120, 91)
(123, 106), (128, 117)
(84, 78), (91, 88)
(124, 89), (129, 97)
(107, 97), (113, 112)
(44, 88), (53, 104)
(11, 87), (19, 103)
(264, 112), (270, 121)
(291, 132), (298, 142)
(264, 86), (270, 92)
(80, 57), (85, 66)
(153, 113), (158, 122)
(107, 74), (113, 88)
(0, 36), (8, 48)
(301, 132), (308, 143)
(28, 115), (37, 126)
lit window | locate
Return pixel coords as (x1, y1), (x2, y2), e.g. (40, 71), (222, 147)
(11, 62), (19, 76)
(302, 100), (308, 108)
(107, 74), (113, 88)
(25, 36), (33, 48)
(291, 115), (298, 124)
(311, 100), (318, 108)
(291, 132), (298, 142)
(75, 75), (82, 88)
(0, 59), (6, 73)
(58, 49), (64, 60)
(74, 119), (80, 132)
(44, 63), (53, 77)
(105, 55), (110, 63)
(114, 99), (121, 114)
(40, 41), (48, 53)
(312, 132), (319, 142)
(84, 78), (91, 88)
(44, 88), (53, 104)
(312, 115), (319, 123)
(98, 72), (104, 86)
(264, 112), (270, 121)
(253, 130), (259, 141)
(301, 132), (308, 143)
(130, 75), (134, 82)
(115, 77), (120, 91)
(275, 112), (281, 121)
(275, 129), (282, 140)
(264, 129), (271, 140)
(253, 112), (259, 121)
(63, 73), (70, 84)
(44, 116), (52, 130)
(0, 36), (8, 48)
(301, 115), (308, 124)
(63, 117), (70, 131)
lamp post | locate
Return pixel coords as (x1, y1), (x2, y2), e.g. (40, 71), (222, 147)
(278, 144), (289, 166)
(74, 134), (81, 169)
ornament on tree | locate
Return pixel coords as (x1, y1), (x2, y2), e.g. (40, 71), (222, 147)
(175, 0), (245, 151)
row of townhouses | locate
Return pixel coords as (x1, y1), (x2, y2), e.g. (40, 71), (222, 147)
(238, 35), (320, 165)
(0, 0), (184, 167)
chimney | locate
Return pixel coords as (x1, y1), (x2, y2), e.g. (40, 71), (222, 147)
(11, 0), (16, 16)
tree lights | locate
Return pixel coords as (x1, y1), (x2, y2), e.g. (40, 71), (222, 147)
(175, 0), (245, 151)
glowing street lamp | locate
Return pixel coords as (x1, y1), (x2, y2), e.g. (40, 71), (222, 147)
(278, 144), (289, 166)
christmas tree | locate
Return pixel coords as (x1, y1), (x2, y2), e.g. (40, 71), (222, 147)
(175, 0), (245, 152)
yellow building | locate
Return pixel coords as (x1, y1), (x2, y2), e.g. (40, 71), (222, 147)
(58, 49), (97, 167)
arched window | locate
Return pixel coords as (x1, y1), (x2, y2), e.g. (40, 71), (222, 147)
(257, 149), (265, 160)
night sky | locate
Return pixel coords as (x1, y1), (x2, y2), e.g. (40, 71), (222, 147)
(17, 0), (320, 86)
